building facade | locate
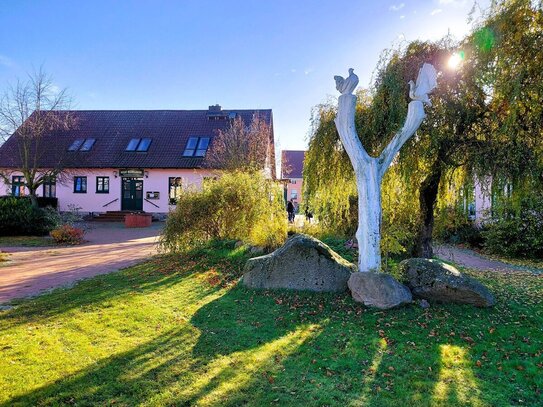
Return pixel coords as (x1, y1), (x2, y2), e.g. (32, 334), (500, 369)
(0, 106), (275, 214)
(281, 150), (305, 211)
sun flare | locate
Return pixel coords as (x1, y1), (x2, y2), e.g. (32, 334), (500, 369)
(447, 52), (463, 69)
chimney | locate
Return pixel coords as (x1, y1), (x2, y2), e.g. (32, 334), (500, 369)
(207, 104), (226, 120)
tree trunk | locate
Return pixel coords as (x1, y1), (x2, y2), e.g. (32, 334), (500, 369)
(28, 188), (39, 208)
(335, 93), (427, 272)
(356, 162), (382, 272)
(414, 163), (442, 258)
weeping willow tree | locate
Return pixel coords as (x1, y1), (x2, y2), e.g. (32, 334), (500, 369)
(304, 101), (356, 237)
(469, 0), (543, 200)
(431, 0), (543, 238)
(304, 39), (483, 261)
(305, 0), (543, 264)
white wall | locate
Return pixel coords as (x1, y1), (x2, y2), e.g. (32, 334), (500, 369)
(474, 175), (492, 224)
(0, 168), (215, 213)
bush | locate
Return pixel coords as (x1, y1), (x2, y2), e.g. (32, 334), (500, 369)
(483, 195), (543, 258)
(50, 225), (85, 245)
(0, 196), (57, 236)
(161, 171), (287, 252)
(36, 197), (58, 209)
(434, 206), (484, 248)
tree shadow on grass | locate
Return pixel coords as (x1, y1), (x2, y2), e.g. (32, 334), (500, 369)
(2, 326), (199, 406)
(1, 240), (250, 330)
(2, 283), (320, 406)
(0, 254), (215, 331)
(4, 263), (540, 406)
(188, 286), (521, 406)
(5, 284), (504, 406)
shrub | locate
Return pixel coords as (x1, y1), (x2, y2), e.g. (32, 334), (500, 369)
(483, 195), (543, 258)
(161, 171), (287, 252)
(36, 197), (58, 209)
(61, 204), (84, 226)
(434, 206), (484, 248)
(0, 196), (57, 236)
(50, 224), (85, 245)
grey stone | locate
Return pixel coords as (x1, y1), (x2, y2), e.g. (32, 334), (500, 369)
(419, 299), (430, 309)
(399, 258), (495, 307)
(348, 272), (412, 309)
(242, 234), (355, 292)
(234, 240), (245, 248)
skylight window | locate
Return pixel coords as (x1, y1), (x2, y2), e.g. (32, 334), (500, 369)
(126, 138), (140, 151)
(136, 138), (152, 152)
(126, 138), (152, 152)
(183, 137), (210, 157)
(183, 137), (199, 156)
(68, 138), (96, 152)
(68, 139), (84, 151)
(79, 138), (96, 151)
(195, 137), (210, 157)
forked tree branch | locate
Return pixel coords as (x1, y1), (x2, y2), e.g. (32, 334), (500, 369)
(334, 95), (426, 181)
(378, 100), (426, 178)
(334, 94), (371, 173)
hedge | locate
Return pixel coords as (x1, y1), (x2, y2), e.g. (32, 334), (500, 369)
(0, 196), (57, 236)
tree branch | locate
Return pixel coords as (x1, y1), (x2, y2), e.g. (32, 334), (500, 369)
(334, 94), (371, 172)
(378, 100), (426, 178)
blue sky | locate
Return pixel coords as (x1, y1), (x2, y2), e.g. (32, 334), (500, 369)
(0, 0), (488, 151)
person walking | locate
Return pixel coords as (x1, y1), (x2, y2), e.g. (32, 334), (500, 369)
(287, 199), (295, 223)
(305, 206), (313, 223)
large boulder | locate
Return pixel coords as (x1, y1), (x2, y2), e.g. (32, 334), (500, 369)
(399, 258), (495, 307)
(348, 272), (412, 309)
(242, 234), (356, 292)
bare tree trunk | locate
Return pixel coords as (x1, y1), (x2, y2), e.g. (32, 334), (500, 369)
(356, 162), (382, 271)
(414, 162), (442, 258)
(28, 190), (39, 207)
(23, 169), (40, 208)
(335, 93), (426, 272)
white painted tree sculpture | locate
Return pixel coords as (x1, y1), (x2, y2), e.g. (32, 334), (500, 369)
(334, 64), (437, 272)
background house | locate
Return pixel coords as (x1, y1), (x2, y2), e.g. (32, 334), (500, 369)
(281, 150), (305, 211)
(0, 105), (275, 216)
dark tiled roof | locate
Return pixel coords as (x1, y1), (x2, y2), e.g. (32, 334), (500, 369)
(0, 109), (273, 169)
(281, 150), (305, 178)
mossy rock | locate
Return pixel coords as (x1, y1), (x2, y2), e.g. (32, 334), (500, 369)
(399, 258), (495, 307)
(242, 234), (356, 292)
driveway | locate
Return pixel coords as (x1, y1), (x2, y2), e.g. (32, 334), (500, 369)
(0, 222), (163, 304)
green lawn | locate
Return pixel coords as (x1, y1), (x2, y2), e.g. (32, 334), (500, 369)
(0, 241), (541, 406)
(0, 236), (54, 247)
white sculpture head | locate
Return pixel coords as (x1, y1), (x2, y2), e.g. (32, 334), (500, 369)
(334, 68), (359, 95)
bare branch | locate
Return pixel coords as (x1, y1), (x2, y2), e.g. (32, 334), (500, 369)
(205, 114), (272, 173)
(0, 68), (74, 204)
(333, 94), (372, 174)
(378, 100), (426, 178)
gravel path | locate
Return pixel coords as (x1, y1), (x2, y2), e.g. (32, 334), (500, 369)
(0, 222), (162, 304)
(435, 244), (542, 273)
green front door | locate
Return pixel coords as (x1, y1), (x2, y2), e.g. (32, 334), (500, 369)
(122, 178), (143, 211)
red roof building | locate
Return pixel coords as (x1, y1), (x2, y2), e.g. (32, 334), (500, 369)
(0, 105), (275, 214)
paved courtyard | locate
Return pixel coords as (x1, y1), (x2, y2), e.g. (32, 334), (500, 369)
(0, 222), (162, 304)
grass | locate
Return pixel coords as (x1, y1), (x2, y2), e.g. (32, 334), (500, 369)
(0, 235), (54, 247)
(0, 241), (542, 406)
